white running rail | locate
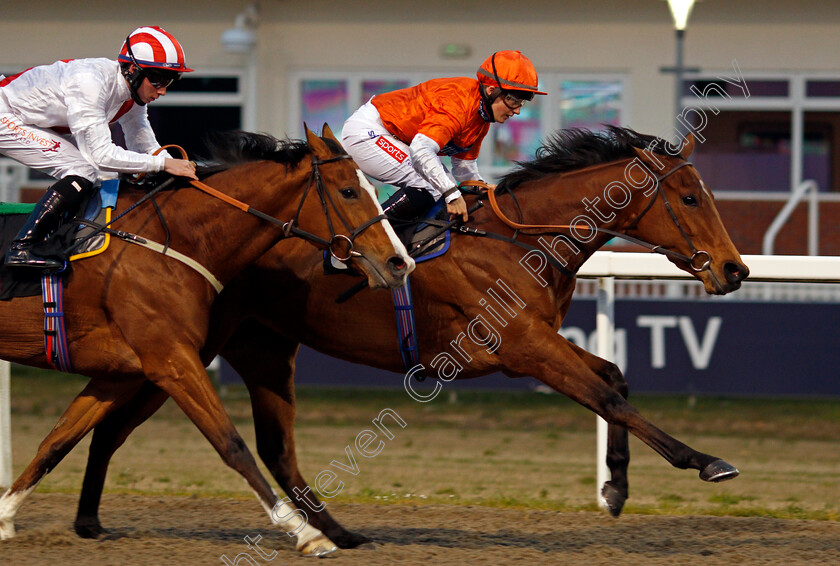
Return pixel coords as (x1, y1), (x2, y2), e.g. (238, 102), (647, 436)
(575, 251), (840, 507)
(2, 253), (840, 492)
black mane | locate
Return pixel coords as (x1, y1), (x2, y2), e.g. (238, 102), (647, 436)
(203, 130), (344, 169)
(498, 126), (677, 191)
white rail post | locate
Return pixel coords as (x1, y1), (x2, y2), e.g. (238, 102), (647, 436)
(0, 360), (11, 488)
(762, 180), (819, 256)
(595, 276), (614, 506)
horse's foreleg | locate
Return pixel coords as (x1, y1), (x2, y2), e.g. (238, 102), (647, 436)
(75, 380), (169, 538)
(566, 340), (630, 517)
(138, 350), (337, 557)
(223, 323), (371, 549)
(0, 377), (144, 539)
(506, 325), (738, 483)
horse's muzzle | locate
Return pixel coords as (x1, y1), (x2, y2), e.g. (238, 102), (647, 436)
(724, 260), (749, 287)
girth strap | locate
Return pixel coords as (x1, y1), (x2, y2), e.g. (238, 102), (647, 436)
(111, 230), (224, 293)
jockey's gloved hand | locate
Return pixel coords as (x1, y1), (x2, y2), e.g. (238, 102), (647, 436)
(123, 171), (169, 190)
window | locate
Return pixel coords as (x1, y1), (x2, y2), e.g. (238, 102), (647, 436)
(146, 71), (245, 159)
(684, 74), (840, 192)
(299, 80), (349, 136)
(558, 80), (623, 130)
(291, 71), (627, 185)
(2, 70), (245, 200)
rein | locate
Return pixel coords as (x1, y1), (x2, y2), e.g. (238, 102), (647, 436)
(170, 145), (387, 262)
(465, 160), (711, 273)
(66, 142), (389, 293)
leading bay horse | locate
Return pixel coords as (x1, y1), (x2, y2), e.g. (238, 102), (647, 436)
(73, 127), (749, 553)
(0, 125), (412, 555)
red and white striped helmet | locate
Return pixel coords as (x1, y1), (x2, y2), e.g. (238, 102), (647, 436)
(118, 26), (193, 73)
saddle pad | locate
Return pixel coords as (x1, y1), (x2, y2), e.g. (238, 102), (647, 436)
(408, 225), (450, 263)
(0, 179), (118, 300)
(405, 199), (451, 263)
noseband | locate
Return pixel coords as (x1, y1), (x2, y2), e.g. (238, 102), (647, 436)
(624, 161), (711, 272)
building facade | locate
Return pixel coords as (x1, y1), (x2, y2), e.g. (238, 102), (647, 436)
(2, 0), (839, 253)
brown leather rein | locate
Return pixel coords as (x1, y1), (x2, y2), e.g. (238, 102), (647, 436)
(159, 144), (386, 262)
(462, 161), (712, 273)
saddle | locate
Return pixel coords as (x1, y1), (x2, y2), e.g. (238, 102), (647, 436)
(0, 179), (119, 300)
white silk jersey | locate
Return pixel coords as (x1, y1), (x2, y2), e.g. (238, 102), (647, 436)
(0, 58), (166, 175)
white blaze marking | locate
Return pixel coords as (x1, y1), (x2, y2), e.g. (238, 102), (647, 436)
(700, 179), (713, 200)
(356, 170), (415, 271)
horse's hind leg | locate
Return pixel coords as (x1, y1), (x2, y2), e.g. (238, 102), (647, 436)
(566, 340), (630, 517)
(223, 324), (371, 549)
(0, 377), (144, 539)
(137, 350), (337, 556)
(75, 380), (169, 538)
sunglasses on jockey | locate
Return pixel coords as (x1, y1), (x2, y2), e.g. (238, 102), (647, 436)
(500, 90), (533, 109)
(123, 35), (183, 89)
(489, 52), (535, 110)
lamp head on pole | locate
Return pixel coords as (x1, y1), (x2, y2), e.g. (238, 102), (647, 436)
(667, 0), (697, 31)
(221, 3), (259, 54)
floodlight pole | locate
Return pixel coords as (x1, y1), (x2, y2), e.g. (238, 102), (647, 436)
(674, 27), (685, 134)
(666, 0), (697, 133)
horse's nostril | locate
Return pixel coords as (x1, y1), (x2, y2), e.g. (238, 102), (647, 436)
(724, 261), (748, 284)
(388, 257), (407, 272)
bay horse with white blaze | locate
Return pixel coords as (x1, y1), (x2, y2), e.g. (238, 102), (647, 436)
(0, 125), (412, 556)
(73, 127), (749, 553)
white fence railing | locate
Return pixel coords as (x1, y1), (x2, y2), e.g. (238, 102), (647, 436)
(3, 253), (840, 492)
(576, 252), (840, 507)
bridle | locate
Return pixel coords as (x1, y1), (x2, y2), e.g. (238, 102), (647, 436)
(623, 161), (711, 272)
(481, 159), (712, 273)
(281, 153), (388, 262)
(170, 146), (388, 263)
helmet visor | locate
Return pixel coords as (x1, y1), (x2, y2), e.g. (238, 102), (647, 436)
(500, 89), (534, 109)
(144, 69), (182, 89)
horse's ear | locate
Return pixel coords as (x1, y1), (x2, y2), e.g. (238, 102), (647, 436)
(304, 123), (330, 158)
(321, 122), (339, 143)
(680, 132), (695, 159)
(631, 146), (666, 173)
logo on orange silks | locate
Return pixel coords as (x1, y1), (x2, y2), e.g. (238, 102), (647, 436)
(376, 136), (407, 163)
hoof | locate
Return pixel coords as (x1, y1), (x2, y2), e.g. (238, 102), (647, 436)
(700, 459), (740, 483)
(74, 518), (105, 539)
(297, 533), (338, 557)
(600, 482), (626, 518)
(332, 530), (374, 549)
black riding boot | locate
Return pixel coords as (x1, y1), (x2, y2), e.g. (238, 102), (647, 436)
(4, 188), (70, 269)
(382, 187), (436, 222)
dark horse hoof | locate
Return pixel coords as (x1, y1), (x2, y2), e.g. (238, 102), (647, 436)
(332, 531), (375, 549)
(74, 519), (105, 539)
(699, 459), (740, 482)
(600, 482), (627, 517)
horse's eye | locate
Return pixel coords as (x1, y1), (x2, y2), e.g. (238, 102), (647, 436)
(682, 194), (698, 207)
(340, 187), (358, 199)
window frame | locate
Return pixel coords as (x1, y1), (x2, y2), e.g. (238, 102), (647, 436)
(682, 71), (840, 192)
(289, 69), (629, 182)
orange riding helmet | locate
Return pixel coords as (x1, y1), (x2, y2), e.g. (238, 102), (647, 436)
(477, 50), (547, 98)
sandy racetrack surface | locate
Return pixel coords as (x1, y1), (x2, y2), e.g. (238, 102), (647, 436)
(5, 493), (839, 565)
